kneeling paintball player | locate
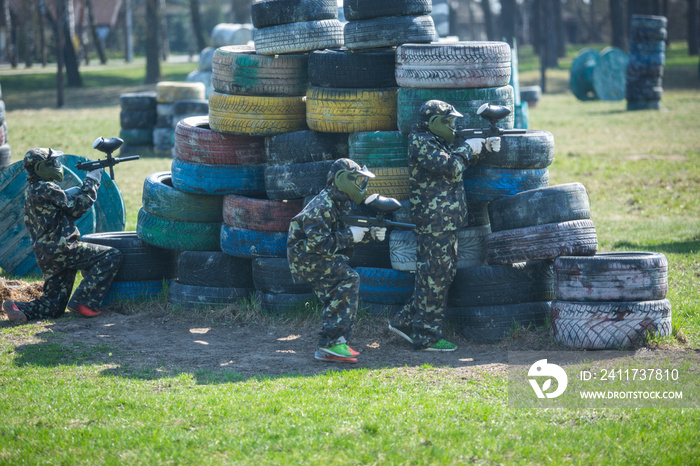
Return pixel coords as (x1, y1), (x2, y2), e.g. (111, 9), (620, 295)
(287, 158), (387, 364)
(2, 148), (122, 323)
(389, 100), (501, 351)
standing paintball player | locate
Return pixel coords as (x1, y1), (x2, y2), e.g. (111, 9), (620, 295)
(1, 148), (122, 323)
(389, 100), (501, 351)
(287, 158), (386, 363)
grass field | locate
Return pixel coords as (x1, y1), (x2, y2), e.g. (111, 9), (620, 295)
(1, 44), (699, 463)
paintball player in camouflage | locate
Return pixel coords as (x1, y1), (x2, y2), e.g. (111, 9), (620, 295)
(389, 100), (501, 351)
(287, 158), (386, 363)
(1, 148), (122, 323)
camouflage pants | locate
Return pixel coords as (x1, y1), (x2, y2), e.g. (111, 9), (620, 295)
(391, 230), (457, 349)
(306, 257), (360, 347)
(15, 242), (122, 321)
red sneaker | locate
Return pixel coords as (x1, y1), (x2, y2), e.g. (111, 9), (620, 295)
(2, 300), (28, 323)
(68, 304), (102, 317)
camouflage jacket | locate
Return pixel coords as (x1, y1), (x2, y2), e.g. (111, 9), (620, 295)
(287, 187), (367, 278)
(24, 178), (99, 257)
(409, 122), (476, 233)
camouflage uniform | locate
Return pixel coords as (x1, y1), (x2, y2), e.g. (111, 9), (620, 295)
(12, 152), (122, 321)
(287, 185), (370, 348)
(391, 108), (478, 350)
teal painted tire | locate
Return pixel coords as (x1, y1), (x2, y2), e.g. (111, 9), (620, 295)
(136, 208), (221, 251)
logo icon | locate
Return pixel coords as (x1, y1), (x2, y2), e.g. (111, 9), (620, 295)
(528, 359), (568, 399)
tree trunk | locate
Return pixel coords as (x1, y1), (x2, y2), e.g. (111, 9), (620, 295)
(62, 8), (82, 87)
(689, 0), (699, 55)
(57, 0), (65, 108)
(125, 0), (133, 62)
(610, 0), (626, 51)
(500, 0), (517, 46)
(159, 0), (168, 62)
(554, 0), (565, 58)
(24, 1), (35, 68)
(37, 0), (46, 66)
(85, 0), (107, 64)
(481, 0), (496, 40)
(190, 0), (207, 52)
(229, 0), (253, 23)
(145, 0), (161, 84)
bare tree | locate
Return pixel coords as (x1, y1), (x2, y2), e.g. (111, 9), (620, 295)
(481, 0), (496, 40)
(689, 0), (699, 55)
(145, 0), (161, 84)
(500, 0), (518, 45)
(610, 0), (626, 51)
(84, 0), (107, 64)
(23, 1), (35, 68)
(190, 0), (207, 52)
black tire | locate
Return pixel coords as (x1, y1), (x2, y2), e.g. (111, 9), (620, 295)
(168, 281), (254, 310)
(177, 251), (254, 288)
(397, 86), (514, 134)
(343, 0), (431, 21)
(448, 301), (551, 343)
(448, 261), (554, 307)
(488, 182), (591, 233)
(395, 42), (512, 89)
(467, 200), (490, 227)
(220, 224), (288, 259)
(212, 46), (309, 96)
(554, 252), (668, 302)
(142, 172), (223, 223)
(251, 0), (338, 28)
(478, 130), (554, 169)
(630, 14), (667, 29)
(626, 62), (664, 78)
(349, 238), (393, 269)
(343, 15), (436, 51)
(136, 208), (222, 251)
(308, 49), (397, 88)
(120, 110), (157, 130)
(82, 231), (178, 282)
(252, 257), (313, 294)
(266, 130), (349, 165)
(253, 19), (344, 56)
(255, 290), (317, 314)
(485, 219), (598, 265)
(551, 299), (672, 349)
(349, 131), (408, 168)
(264, 160), (334, 200)
(120, 128), (153, 146)
(456, 225), (492, 269)
(171, 157), (265, 197)
(626, 86), (664, 101)
(356, 267), (414, 305)
(119, 91), (157, 111)
(463, 166), (549, 202)
(360, 301), (403, 318)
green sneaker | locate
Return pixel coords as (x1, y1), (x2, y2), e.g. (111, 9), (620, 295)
(318, 343), (355, 359)
(421, 339), (457, 352)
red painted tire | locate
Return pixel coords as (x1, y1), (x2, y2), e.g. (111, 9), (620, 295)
(174, 115), (265, 165)
(222, 195), (303, 232)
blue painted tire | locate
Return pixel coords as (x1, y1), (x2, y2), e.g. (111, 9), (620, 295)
(171, 157), (265, 196)
(103, 279), (166, 305)
(463, 166), (549, 202)
(168, 280), (254, 310)
(220, 224), (288, 259)
(356, 267), (414, 305)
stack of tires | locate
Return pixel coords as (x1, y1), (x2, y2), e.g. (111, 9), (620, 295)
(119, 91), (157, 156)
(626, 14), (667, 111)
(154, 82), (206, 156)
(171, 99), (209, 140)
(186, 47), (215, 99)
(551, 252), (671, 349)
(82, 231), (178, 305)
(447, 183), (598, 342)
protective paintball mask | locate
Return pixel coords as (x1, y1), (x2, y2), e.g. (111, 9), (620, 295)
(428, 114), (459, 144)
(334, 165), (374, 204)
(34, 149), (64, 182)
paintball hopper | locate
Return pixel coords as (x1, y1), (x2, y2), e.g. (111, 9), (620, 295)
(93, 136), (124, 154)
(476, 103), (512, 126)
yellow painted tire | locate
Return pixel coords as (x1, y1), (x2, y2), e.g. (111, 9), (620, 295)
(156, 81), (206, 103)
(366, 166), (409, 200)
(208, 92), (308, 136)
(306, 86), (398, 133)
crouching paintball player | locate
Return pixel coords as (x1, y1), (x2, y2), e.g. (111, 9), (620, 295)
(2, 148), (122, 323)
(389, 100), (501, 351)
(287, 158), (387, 364)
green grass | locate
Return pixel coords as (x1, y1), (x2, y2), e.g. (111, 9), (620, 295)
(1, 44), (700, 463)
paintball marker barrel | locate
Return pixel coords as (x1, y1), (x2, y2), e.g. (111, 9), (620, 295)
(341, 194), (415, 232)
(458, 103), (526, 139)
(74, 136), (140, 180)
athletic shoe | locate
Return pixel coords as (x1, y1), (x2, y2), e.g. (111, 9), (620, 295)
(314, 348), (358, 364)
(67, 304), (102, 317)
(388, 322), (414, 344)
(318, 342), (356, 359)
(2, 299), (28, 323)
(420, 339), (457, 352)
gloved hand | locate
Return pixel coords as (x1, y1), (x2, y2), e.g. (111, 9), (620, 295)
(370, 227), (387, 241)
(350, 226), (369, 243)
(86, 169), (102, 184)
(485, 137), (501, 153)
(465, 138), (485, 155)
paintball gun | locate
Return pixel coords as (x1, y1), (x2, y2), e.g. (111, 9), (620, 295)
(457, 103), (527, 139)
(341, 194), (415, 233)
(74, 137), (140, 180)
